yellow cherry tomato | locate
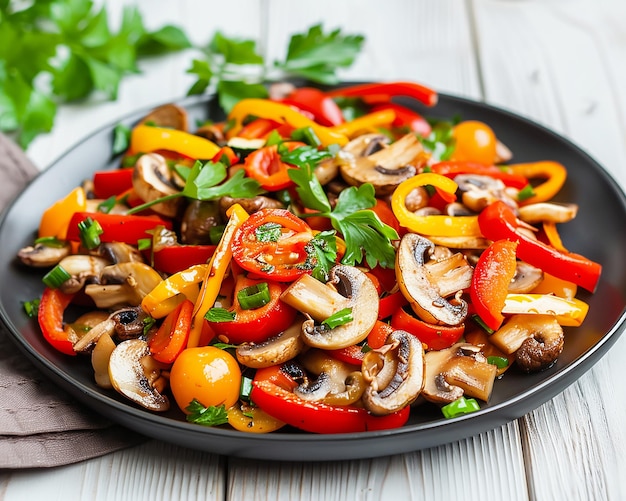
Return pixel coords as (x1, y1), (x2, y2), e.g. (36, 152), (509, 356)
(451, 120), (497, 165)
(169, 346), (241, 413)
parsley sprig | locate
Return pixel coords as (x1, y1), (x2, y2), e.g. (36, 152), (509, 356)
(185, 399), (229, 427)
(289, 165), (399, 269)
(0, 0), (191, 148)
(187, 24), (364, 112)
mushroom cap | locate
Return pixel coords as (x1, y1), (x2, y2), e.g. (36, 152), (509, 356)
(18, 242), (71, 268)
(236, 321), (305, 368)
(132, 153), (183, 218)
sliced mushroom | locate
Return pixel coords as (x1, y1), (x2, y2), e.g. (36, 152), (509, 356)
(362, 329), (425, 415)
(108, 339), (169, 411)
(495, 140), (513, 164)
(424, 251), (473, 298)
(490, 314), (564, 372)
(132, 153), (183, 218)
(219, 195), (284, 218)
(110, 306), (151, 340)
(18, 241), (71, 267)
(94, 242), (144, 264)
(73, 316), (116, 353)
(518, 202), (578, 224)
(294, 349), (365, 406)
(340, 133), (425, 195)
(455, 174), (518, 213)
(56, 255), (110, 294)
(396, 233), (468, 326)
(181, 200), (223, 245)
(508, 261), (544, 293)
(91, 333), (116, 389)
(236, 320), (305, 368)
(422, 343), (497, 404)
(140, 103), (188, 131)
(427, 235), (490, 250)
(281, 266), (379, 350)
(85, 262), (162, 309)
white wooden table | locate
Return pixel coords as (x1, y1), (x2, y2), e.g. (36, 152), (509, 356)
(2, 1), (626, 499)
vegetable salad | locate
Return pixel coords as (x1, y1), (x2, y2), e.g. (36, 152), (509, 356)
(19, 81), (601, 433)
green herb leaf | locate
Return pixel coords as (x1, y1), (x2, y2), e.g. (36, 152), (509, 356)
(255, 222), (282, 243)
(185, 400), (229, 427)
(216, 80), (268, 113)
(322, 307), (354, 329)
(112, 123), (131, 155)
(288, 165), (332, 214)
(305, 230), (337, 282)
(279, 145), (332, 169)
(209, 31), (264, 65)
(205, 307), (236, 323)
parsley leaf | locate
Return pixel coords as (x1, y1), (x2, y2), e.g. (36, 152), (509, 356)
(305, 230), (338, 282)
(185, 400), (229, 427)
(288, 165), (398, 269)
(0, 0), (191, 148)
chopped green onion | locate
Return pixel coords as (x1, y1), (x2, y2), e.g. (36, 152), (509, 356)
(239, 375), (254, 402)
(33, 236), (66, 248)
(322, 307), (354, 329)
(487, 356), (509, 369)
(291, 126), (321, 147)
(137, 238), (152, 251)
(441, 396), (481, 419)
(237, 282), (271, 310)
(472, 314), (495, 334)
(143, 316), (156, 336)
(517, 184), (536, 202)
(255, 222), (282, 243)
(23, 298), (40, 318)
(77, 217), (104, 250)
(42, 265), (71, 289)
(98, 196), (117, 214)
(205, 307), (236, 322)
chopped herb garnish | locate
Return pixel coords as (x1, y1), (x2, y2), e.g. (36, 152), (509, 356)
(42, 264), (71, 289)
(322, 307), (354, 329)
(205, 307), (236, 323)
(304, 230), (338, 282)
(77, 217), (103, 249)
(517, 184), (536, 201)
(237, 282), (271, 310)
(112, 123), (131, 156)
(33, 236), (66, 248)
(255, 222), (282, 243)
(185, 399), (229, 427)
(97, 196), (117, 214)
(441, 396), (481, 419)
(23, 298), (41, 318)
(487, 356), (510, 369)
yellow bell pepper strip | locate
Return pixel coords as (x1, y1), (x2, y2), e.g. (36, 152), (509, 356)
(329, 109), (396, 137)
(39, 187), (87, 239)
(509, 161), (567, 206)
(188, 203), (250, 348)
(390, 173), (481, 237)
(129, 124), (221, 159)
(227, 99), (349, 147)
(141, 264), (209, 319)
(502, 293), (589, 327)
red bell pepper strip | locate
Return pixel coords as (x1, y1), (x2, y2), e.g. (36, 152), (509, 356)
(469, 239), (518, 331)
(367, 320), (395, 349)
(326, 81), (438, 107)
(378, 291), (409, 320)
(478, 201), (602, 292)
(232, 208), (314, 282)
(279, 87), (345, 127)
(250, 380), (411, 434)
(431, 161), (529, 189)
(206, 275), (297, 344)
(243, 141), (306, 191)
(148, 299), (193, 364)
(66, 212), (173, 245)
(93, 169), (134, 199)
(152, 245), (216, 275)
(370, 103), (431, 137)
(391, 306), (464, 351)
(211, 146), (240, 166)
(238, 118), (282, 140)
(38, 288), (76, 356)
(325, 344), (366, 366)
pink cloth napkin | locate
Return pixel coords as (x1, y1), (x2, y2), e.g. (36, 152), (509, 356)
(0, 133), (145, 469)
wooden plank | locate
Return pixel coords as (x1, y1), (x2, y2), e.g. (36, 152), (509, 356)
(474, 0), (626, 499)
(0, 441), (225, 501)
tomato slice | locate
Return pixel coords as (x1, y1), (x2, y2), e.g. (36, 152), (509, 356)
(391, 306), (464, 351)
(250, 380), (410, 434)
(231, 208), (314, 282)
(243, 141), (305, 191)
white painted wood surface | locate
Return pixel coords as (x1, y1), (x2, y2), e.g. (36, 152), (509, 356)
(2, 0), (626, 499)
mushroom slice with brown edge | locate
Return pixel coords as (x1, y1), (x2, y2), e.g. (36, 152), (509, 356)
(108, 339), (169, 411)
(92, 333), (116, 389)
(340, 133), (425, 196)
(362, 329), (425, 415)
(132, 153), (183, 218)
(236, 320), (305, 369)
(489, 314), (564, 372)
(94, 242), (145, 264)
(518, 202), (578, 224)
(18, 241), (71, 267)
(508, 261), (544, 293)
(422, 343), (497, 404)
(396, 233), (468, 326)
(294, 349), (366, 406)
(455, 174), (517, 213)
(84, 262), (162, 310)
(140, 103), (188, 131)
(424, 251), (473, 298)
(281, 265), (379, 350)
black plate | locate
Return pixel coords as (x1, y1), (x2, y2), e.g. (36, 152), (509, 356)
(1, 92), (625, 461)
